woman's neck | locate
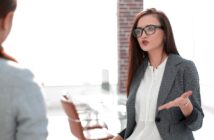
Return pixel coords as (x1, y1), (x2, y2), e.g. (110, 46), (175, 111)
(148, 51), (167, 69)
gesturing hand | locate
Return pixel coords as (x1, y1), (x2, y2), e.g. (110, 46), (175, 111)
(158, 90), (193, 117)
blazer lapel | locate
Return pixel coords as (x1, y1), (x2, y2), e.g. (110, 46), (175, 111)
(156, 54), (183, 112)
(125, 57), (148, 138)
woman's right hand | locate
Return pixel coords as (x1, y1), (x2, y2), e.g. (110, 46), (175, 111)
(110, 135), (124, 140)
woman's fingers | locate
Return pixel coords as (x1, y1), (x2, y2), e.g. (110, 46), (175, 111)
(158, 90), (192, 111)
(181, 90), (192, 98)
(158, 101), (176, 110)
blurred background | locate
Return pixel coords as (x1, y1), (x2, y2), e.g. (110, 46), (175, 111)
(4, 0), (214, 139)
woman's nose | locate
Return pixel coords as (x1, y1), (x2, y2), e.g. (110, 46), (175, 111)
(141, 30), (147, 38)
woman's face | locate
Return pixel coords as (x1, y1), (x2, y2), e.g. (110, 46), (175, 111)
(136, 14), (165, 54)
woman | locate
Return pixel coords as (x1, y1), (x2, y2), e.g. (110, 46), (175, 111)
(112, 8), (204, 140)
(0, 0), (48, 140)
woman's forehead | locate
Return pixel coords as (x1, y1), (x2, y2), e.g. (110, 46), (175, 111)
(137, 15), (160, 26)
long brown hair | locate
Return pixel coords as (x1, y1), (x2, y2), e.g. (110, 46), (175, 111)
(0, 0), (17, 62)
(126, 8), (179, 96)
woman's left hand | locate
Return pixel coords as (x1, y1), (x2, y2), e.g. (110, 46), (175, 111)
(158, 90), (193, 117)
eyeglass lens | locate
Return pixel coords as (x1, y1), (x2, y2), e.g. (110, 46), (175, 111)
(133, 25), (161, 38)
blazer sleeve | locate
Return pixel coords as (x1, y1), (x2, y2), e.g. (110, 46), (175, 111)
(118, 128), (126, 138)
(182, 60), (204, 131)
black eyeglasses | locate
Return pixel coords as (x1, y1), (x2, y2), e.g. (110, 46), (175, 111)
(132, 25), (163, 38)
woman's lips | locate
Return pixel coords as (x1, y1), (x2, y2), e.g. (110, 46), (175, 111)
(141, 40), (149, 46)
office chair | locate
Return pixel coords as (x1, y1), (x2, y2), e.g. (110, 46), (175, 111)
(60, 95), (114, 140)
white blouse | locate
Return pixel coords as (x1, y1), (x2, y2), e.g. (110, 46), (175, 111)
(127, 57), (168, 140)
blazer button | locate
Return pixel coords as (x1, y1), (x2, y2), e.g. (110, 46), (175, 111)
(155, 117), (161, 122)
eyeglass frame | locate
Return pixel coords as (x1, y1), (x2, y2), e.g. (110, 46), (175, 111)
(132, 24), (163, 38)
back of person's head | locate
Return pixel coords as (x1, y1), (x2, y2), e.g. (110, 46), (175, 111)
(0, 0), (17, 62)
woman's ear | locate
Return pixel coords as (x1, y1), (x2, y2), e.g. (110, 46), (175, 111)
(0, 11), (14, 44)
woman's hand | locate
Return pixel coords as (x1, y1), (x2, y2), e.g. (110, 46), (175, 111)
(110, 135), (124, 140)
(158, 90), (193, 117)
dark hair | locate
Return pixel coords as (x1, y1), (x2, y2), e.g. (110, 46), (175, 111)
(126, 8), (179, 96)
(0, 0), (17, 62)
(0, 0), (17, 18)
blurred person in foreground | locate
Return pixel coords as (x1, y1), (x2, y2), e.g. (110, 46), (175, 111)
(0, 0), (48, 140)
(111, 8), (204, 140)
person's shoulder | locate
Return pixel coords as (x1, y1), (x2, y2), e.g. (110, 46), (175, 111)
(0, 58), (45, 102)
(180, 57), (196, 68)
(170, 55), (199, 75)
(0, 58), (35, 82)
(169, 54), (196, 67)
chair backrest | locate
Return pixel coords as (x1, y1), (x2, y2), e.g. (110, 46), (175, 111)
(60, 95), (85, 140)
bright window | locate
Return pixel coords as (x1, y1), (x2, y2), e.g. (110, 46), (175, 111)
(5, 0), (117, 86)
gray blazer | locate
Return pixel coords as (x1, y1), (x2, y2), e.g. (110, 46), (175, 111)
(121, 54), (204, 140)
